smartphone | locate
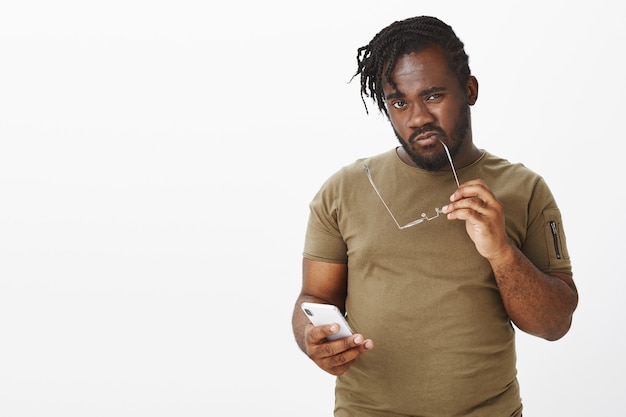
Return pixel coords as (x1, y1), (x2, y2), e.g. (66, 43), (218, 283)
(301, 302), (354, 341)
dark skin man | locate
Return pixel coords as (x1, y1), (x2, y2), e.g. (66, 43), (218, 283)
(292, 44), (578, 376)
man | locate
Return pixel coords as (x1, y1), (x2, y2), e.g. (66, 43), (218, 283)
(291, 15), (578, 417)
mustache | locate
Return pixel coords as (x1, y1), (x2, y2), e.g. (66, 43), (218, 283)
(408, 126), (447, 143)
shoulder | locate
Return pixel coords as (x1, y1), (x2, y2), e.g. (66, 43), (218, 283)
(476, 151), (558, 207)
(476, 151), (544, 183)
(323, 149), (397, 186)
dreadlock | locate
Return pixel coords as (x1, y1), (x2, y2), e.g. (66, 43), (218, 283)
(354, 16), (471, 116)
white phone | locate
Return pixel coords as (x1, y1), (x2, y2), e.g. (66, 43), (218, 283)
(301, 302), (354, 340)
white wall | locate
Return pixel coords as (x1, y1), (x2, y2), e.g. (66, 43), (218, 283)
(0, 1), (622, 415)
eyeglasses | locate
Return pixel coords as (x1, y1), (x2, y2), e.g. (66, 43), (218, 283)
(364, 140), (460, 230)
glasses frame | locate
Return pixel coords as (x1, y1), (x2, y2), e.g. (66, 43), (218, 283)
(364, 140), (460, 230)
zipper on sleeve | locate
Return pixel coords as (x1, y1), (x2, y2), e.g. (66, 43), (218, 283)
(549, 221), (561, 259)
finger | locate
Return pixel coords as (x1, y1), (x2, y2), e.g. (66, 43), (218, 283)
(444, 182), (501, 217)
(325, 358), (358, 376)
(306, 323), (346, 346)
(443, 196), (488, 218)
(305, 322), (332, 345)
(457, 195), (489, 213)
(309, 331), (370, 356)
(313, 335), (373, 375)
(450, 181), (493, 203)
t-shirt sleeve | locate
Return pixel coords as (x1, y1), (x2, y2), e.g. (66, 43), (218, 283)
(302, 174), (348, 264)
(521, 177), (572, 275)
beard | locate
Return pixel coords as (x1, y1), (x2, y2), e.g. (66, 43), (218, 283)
(394, 104), (471, 171)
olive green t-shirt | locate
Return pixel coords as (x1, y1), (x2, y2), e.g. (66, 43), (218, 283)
(303, 149), (572, 417)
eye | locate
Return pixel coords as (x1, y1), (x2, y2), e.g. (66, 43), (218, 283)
(391, 101), (407, 109)
(426, 93), (443, 102)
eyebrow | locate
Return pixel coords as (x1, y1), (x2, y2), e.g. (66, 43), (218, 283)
(385, 86), (446, 101)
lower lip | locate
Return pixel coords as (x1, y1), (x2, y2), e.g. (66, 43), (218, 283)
(413, 135), (438, 146)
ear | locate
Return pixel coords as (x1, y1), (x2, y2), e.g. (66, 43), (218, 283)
(467, 76), (478, 105)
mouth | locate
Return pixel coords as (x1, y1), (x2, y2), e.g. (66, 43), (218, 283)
(410, 132), (439, 147)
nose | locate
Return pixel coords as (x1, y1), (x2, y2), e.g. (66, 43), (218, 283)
(408, 102), (435, 128)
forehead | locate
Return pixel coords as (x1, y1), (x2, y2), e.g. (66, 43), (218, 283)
(383, 46), (456, 92)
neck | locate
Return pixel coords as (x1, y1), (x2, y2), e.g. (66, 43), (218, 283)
(452, 143), (483, 169)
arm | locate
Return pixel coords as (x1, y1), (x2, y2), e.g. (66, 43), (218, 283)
(442, 179), (578, 341)
(292, 258), (374, 375)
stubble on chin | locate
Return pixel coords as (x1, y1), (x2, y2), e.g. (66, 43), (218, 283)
(394, 129), (449, 171)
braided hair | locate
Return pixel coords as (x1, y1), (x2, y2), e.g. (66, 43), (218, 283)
(354, 16), (471, 116)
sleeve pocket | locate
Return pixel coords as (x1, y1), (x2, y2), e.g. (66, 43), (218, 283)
(542, 208), (570, 266)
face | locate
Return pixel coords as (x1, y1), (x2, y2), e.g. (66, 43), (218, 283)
(382, 46), (476, 170)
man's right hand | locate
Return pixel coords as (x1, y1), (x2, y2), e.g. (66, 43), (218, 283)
(304, 322), (374, 376)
